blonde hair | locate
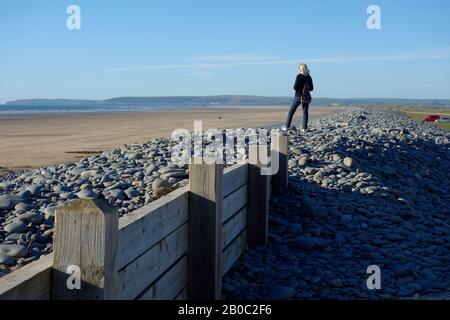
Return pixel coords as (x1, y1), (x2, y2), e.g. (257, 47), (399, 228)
(298, 63), (310, 76)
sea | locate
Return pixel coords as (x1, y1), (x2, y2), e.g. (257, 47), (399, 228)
(0, 103), (341, 116)
(0, 104), (188, 115)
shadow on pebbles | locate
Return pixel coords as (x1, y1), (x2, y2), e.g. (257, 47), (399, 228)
(223, 108), (450, 300)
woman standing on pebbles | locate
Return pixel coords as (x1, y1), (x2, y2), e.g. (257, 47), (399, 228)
(283, 63), (314, 132)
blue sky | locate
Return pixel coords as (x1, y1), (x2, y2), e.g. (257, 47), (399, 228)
(0, 0), (449, 103)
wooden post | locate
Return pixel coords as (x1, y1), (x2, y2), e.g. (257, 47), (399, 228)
(188, 158), (223, 300)
(247, 145), (269, 246)
(271, 134), (289, 196)
(52, 198), (119, 300)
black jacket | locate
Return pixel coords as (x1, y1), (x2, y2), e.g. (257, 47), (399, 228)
(293, 74), (314, 97)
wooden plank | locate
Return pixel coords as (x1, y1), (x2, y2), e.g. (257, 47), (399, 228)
(222, 207), (247, 250)
(222, 229), (247, 276)
(117, 186), (188, 270)
(272, 134), (289, 196)
(247, 144), (270, 245)
(222, 184), (247, 223)
(118, 223), (188, 299)
(188, 158), (223, 300)
(52, 198), (119, 300)
(138, 255), (187, 300)
(0, 254), (52, 300)
(223, 162), (248, 197)
(268, 174), (272, 199)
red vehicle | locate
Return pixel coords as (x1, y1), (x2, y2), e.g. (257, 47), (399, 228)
(423, 115), (441, 122)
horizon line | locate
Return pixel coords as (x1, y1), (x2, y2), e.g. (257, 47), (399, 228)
(4, 95), (450, 105)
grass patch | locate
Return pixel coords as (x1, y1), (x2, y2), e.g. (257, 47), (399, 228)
(403, 110), (450, 131)
(403, 107), (450, 115)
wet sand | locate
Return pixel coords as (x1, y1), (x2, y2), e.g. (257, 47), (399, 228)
(0, 106), (353, 171)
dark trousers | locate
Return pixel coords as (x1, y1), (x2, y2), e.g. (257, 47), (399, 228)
(285, 96), (309, 129)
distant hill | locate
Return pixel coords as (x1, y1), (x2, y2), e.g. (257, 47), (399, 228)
(5, 99), (99, 106)
(5, 96), (450, 107)
(103, 95), (293, 106)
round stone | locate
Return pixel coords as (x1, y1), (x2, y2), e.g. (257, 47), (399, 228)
(53, 185), (66, 193)
(17, 212), (43, 224)
(127, 152), (143, 160)
(152, 187), (171, 197)
(80, 170), (97, 178)
(291, 147), (302, 155)
(340, 215), (352, 223)
(0, 198), (14, 210)
(0, 255), (15, 266)
(25, 184), (42, 196)
(146, 164), (158, 174)
(0, 244), (28, 258)
(160, 170), (188, 179)
(60, 192), (74, 199)
(0, 182), (15, 191)
(152, 178), (171, 190)
(14, 202), (34, 212)
(343, 157), (354, 168)
(44, 206), (58, 219)
(288, 159), (298, 168)
(298, 156), (309, 166)
(109, 189), (125, 199)
(4, 221), (28, 234)
(70, 168), (85, 177)
(125, 187), (140, 199)
(76, 189), (98, 199)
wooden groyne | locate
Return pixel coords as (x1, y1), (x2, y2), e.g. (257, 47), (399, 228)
(0, 135), (288, 300)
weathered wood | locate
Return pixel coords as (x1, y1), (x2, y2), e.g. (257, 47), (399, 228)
(268, 174), (272, 198)
(247, 144), (270, 245)
(0, 254), (52, 300)
(118, 223), (188, 299)
(117, 186), (188, 270)
(52, 198), (119, 300)
(138, 255), (188, 300)
(271, 134), (289, 196)
(188, 158), (223, 300)
(223, 162), (248, 197)
(222, 229), (247, 276)
(222, 184), (247, 223)
(1, 148), (281, 300)
(222, 207), (247, 249)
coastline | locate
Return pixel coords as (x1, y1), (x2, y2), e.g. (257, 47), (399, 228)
(0, 106), (355, 171)
(0, 104), (343, 119)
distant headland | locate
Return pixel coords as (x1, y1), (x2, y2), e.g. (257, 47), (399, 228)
(4, 95), (450, 107)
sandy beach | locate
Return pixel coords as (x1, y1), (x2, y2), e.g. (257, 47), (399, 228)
(0, 106), (352, 171)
